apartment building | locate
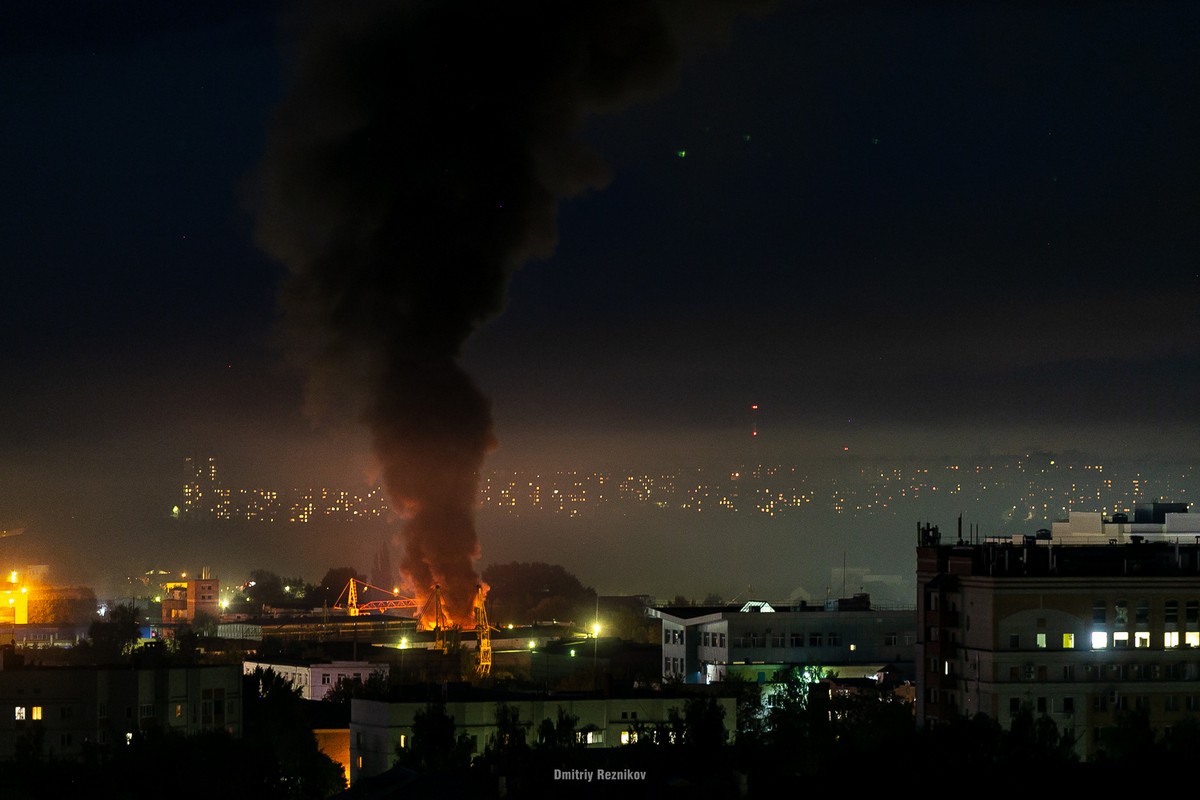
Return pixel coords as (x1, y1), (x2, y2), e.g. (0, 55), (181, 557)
(917, 504), (1200, 760)
(0, 649), (242, 760)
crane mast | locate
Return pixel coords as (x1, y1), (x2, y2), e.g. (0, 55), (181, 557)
(474, 584), (491, 678)
(431, 584), (448, 653)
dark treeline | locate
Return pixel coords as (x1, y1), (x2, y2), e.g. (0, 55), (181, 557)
(341, 667), (1199, 798)
(6, 659), (1198, 798)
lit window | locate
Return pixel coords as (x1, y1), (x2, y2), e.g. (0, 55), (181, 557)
(1187, 632), (1200, 648)
(1135, 632), (1150, 648)
(31, 706), (42, 720)
(14, 706), (25, 721)
(1165, 631), (1180, 648)
(1036, 633), (1047, 649)
(1113, 631), (1130, 648)
(1062, 633), (1075, 649)
(1091, 631), (1108, 649)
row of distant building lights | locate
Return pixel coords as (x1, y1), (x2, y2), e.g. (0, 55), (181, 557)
(183, 460), (1191, 523)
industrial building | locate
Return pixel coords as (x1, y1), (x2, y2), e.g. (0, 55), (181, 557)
(650, 596), (917, 686)
(158, 568), (220, 629)
(917, 502), (1200, 760)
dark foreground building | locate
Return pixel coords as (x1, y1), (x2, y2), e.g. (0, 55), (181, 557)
(0, 648), (241, 760)
(917, 503), (1200, 759)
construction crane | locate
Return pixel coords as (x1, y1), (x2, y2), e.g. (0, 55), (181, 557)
(333, 579), (418, 617)
(415, 584), (450, 653)
(474, 584), (492, 678)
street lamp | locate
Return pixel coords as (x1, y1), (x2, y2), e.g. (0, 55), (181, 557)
(592, 622), (601, 690)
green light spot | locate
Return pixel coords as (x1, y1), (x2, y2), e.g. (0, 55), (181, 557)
(676, 150), (687, 158)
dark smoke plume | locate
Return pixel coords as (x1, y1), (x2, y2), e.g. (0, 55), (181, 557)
(253, 1), (766, 624)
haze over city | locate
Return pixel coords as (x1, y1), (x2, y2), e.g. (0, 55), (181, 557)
(2, 1), (1197, 607)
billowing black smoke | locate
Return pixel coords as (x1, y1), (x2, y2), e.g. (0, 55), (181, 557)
(253, 1), (765, 624)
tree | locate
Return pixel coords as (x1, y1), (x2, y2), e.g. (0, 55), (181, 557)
(483, 702), (530, 771)
(315, 566), (366, 609)
(535, 707), (583, 754)
(728, 674), (766, 748)
(480, 562), (594, 626)
(243, 667), (346, 798)
(1160, 714), (1200, 758)
(83, 602), (142, 663)
(397, 700), (473, 775)
(169, 625), (202, 664)
(683, 695), (728, 751)
(325, 669), (393, 706)
(1001, 704), (1078, 766)
(245, 569), (285, 607)
(191, 609), (219, 637)
(1095, 707), (1159, 765)
(605, 604), (659, 644)
(759, 666), (832, 774)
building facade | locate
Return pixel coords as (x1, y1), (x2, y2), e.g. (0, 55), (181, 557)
(159, 569), (221, 631)
(917, 505), (1200, 760)
(0, 655), (242, 760)
(650, 597), (917, 686)
(242, 659), (389, 701)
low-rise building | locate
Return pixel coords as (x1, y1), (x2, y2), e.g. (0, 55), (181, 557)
(242, 658), (389, 700)
(650, 595), (917, 686)
(0, 649), (242, 760)
(349, 688), (737, 784)
(159, 569), (221, 630)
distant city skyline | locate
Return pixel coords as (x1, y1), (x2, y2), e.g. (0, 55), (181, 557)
(175, 451), (1198, 525)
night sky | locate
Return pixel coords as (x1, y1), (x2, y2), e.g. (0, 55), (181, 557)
(2, 1), (1198, 599)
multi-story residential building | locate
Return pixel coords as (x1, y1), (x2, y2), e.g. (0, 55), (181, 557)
(917, 503), (1200, 760)
(0, 650), (242, 760)
(649, 596), (917, 686)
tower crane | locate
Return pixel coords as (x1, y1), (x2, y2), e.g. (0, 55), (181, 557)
(417, 584), (450, 653)
(333, 579), (418, 616)
(474, 584), (492, 678)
